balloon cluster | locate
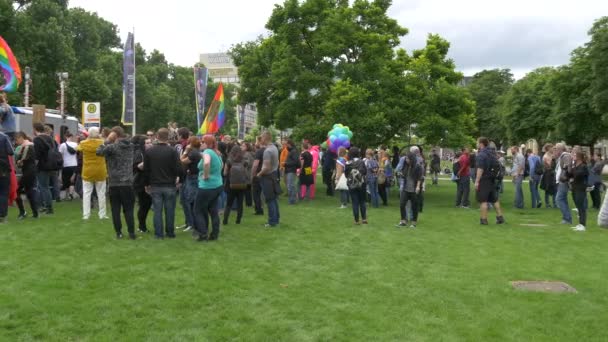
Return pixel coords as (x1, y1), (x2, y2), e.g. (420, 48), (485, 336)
(325, 124), (353, 152)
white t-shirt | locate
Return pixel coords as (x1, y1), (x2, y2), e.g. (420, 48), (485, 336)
(59, 141), (78, 167)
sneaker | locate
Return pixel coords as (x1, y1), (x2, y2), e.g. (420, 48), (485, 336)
(100, 216), (110, 220)
(354, 221), (361, 225)
(17, 212), (27, 220)
(572, 208), (579, 213)
(574, 224), (586, 232)
(116, 233), (123, 239)
(409, 223), (417, 229)
(362, 220), (368, 225)
(83, 216), (90, 220)
(560, 220), (572, 225)
(183, 226), (192, 232)
(480, 218), (489, 225)
(339, 205), (347, 209)
(496, 216), (506, 225)
(176, 224), (188, 230)
(138, 228), (148, 233)
(129, 233), (137, 240)
(461, 206), (471, 209)
(264, 223), (276, 228)
(395, 222), (408, 228)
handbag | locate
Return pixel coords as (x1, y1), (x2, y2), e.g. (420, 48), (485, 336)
(335, 173), (348, 191)
(377, 172), (386, 185)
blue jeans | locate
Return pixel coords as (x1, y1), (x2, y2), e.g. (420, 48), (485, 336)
(456, 176), (470, 207)
(513, 175), (524, 209)
(340, 190), (349, 205)
(182, 176), (198, 227)
(37, 170), (55, 210)
(367, 178), (379, 208)
(286, 172), (297, 204)
(529, 177), (541, 208)
(266, 198), (280, 226)
(556, 183), (572, 223)
(150, 186), (177, 238)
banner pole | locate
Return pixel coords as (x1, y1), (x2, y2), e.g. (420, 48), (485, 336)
(132, 27), (136, 136)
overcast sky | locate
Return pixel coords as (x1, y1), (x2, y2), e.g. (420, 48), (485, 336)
(70, 0), (608, 78)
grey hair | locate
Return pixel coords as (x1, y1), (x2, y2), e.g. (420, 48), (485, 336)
(88, 127), (100, 139)
(410, 146), (420, 154)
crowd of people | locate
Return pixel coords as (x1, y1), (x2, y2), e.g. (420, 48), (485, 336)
(1, 114), (607, 236)
(451, 141), (607, 231)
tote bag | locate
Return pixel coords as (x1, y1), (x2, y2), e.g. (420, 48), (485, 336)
(335, 173), (348, 191)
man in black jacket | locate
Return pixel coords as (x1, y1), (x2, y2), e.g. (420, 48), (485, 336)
(33, 123), (61, 214)
(144, 128), (180, 239)
(284, 140), (299, 205)
(97, 126), (136, 239)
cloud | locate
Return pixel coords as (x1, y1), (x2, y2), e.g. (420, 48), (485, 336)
(69, 0), (608, 78)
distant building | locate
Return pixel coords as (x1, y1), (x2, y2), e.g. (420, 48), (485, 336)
(237, 103), (258, 139)
(199, 53), (240, 84)
(458, 76), (474, 87)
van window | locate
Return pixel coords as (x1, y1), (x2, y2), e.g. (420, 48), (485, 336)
(60, 125), (70, 143)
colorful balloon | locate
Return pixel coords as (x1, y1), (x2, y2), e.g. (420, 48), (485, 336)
(326, 123), (353, 153)
(0, 36), (22, 93)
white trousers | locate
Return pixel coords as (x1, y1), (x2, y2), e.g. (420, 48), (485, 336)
(83, 180), (107, 218)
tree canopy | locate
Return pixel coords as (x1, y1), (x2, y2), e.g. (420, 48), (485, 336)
(231, 0), (475, 147)
(1, 0), (230, 134)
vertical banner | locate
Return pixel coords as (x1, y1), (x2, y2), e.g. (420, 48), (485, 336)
(121, 32), (135, 126)
(82, 102), (101, 129)
(194, 66), (208, 129)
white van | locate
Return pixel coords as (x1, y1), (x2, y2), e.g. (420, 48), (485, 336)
(11, 107), (81, 141)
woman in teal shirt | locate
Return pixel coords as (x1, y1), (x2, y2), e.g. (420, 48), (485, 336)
(194, 135), (224, 242)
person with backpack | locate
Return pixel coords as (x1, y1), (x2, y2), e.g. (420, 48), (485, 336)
(77, 127), (108, 220)
(396, 152), (424, 228)
(474, 137), (505, 225)
(345, 147), (367, 225)
(32, 122), (63, 215)
(527, 149), (543, 209)
(58, 132), (78, 201)
(223, 145), (249, 225)
(364, 149), (380, 208)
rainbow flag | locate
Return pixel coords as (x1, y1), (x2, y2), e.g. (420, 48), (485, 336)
(0, 36), (22, 93)
(199, 83), (225, 134)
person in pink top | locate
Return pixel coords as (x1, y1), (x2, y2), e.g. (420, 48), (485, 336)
(309, 145), (320, 199)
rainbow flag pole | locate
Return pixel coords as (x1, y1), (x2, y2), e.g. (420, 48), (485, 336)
(199, 83), (225, 135)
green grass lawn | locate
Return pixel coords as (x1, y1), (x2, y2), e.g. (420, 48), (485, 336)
(1, 179), (607, 341)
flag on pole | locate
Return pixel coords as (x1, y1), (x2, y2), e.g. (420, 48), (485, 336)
(199, 83), (225, 134)
(121, 32), (135, 125)
(194, 66), (208, 129)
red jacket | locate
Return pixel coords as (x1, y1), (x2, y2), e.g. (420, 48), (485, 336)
(458, 153), (470, 177)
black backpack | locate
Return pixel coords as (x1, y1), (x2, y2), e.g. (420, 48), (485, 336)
(42, 138), (64, 171)
(229, 161), (249, 190)
(346, 159), (366, 190)
(487, 155), (504, 182)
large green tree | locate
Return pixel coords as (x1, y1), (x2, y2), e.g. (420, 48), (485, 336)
(588, 16), (608, 119)
(231, 0), (474, 147)
(551, 47), (607, 149)
(466, 69), (513, 146)
(500, 67), (557, 145)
